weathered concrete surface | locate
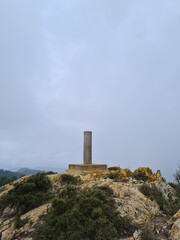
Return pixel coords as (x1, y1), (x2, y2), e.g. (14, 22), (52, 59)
(83, 131), (92, 164)
(68, 164), (107, 171)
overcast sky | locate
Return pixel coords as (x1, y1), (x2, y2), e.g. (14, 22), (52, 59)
(0, 0), (180, 180)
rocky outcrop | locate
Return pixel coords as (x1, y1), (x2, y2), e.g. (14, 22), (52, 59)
(79, 178), (160, 226)
(133, 167), (163, 182)
(168, 209), (180, 240)
(154, 180), (177, 201)
(0, 204), (50, 240)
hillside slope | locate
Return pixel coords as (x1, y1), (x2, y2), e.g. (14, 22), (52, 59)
(0, 167), (179, 240)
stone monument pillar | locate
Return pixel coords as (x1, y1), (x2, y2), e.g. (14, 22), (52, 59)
(84, 131), (92, 164)
(68, 131), (107, 171)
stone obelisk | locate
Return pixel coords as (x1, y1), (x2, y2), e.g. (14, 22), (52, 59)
(83, 131), (92, 164)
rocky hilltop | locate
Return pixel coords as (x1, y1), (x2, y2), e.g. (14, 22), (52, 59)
(0, 167), (179, 240)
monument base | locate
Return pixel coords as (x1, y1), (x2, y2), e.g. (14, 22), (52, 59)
(68, 164), (107, 171)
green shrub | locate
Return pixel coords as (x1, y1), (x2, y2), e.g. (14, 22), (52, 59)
(106, 172), (120, 180)
(0, 176), (17, 187)
(108, 166), (121, 171)
(167, 166), (180, 214)
(132, 171), (148, 182)
(169, 182), (180, 198)
(173, 165), (180, 184)
(14, 213), (28, 229)
(45, 171), (57, 175)
(33, 186), (137, 240)
(168, 182), (180, 213)
(60, 174), (80, 185)
(139, 184), (170, 214)
(0, 173), (52, 214)
(95, 186), (114, 196)
(0, 186), (5, 193)
(14, 214), (24, 229)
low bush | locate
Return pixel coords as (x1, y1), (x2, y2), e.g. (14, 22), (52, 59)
(132, 171), (148, 182)
(0, 173), (52, 214)
(14, 213), (28, 229)
(108, 166), (121, 171)
(95, 186), (114, 196)
(166, 166), (180, 214)
(169, 182), (180, 198)
(0, 186), (5, 193)
(45, 171), (57, 175)
(169, 182), (180, 213)
(141, 228), (156, 240)
(60, 174), (80, 185)
(0, 176), (17, 187)
(106, 172), (120, 180)
(33, 186), (137, 240)
(173, 165), (180, 184)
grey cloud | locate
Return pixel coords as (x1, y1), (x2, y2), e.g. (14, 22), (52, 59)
(0, 0), (180, 180)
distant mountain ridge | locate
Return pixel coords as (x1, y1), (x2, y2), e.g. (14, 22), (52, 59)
(0, 169), (23, 178)
(0, 168), (43, 178)
(17, 168), (42, 175)
(0, 168), (43, 188)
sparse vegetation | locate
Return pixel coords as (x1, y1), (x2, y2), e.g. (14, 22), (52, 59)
(170, 165), (180, 198)
(33, 186), (136, 240)
(0, 173), (52, 215)
(139, 184), (171, 214)
(168, 166), (180, 213)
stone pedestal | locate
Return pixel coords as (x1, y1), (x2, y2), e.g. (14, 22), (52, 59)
(69, 164), (107, 171)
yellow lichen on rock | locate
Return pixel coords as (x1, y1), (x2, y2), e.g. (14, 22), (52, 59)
(119, 168), (132, 178)
(155, 169), (162, 181)
(90, 171), (106, 179)
(148, 173), (157, 182)
(134, 167), (153, 176)
(133, 167), (162, 182)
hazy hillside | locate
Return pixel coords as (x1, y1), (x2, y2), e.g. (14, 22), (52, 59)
(17, 168), (42, 175)
(0, 168), (42, 188)
(0, 169), (23, 179)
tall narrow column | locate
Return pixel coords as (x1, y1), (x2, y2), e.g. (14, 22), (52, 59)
(83, 131), (92, 164)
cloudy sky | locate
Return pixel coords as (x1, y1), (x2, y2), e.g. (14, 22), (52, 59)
(0, 0), (180, 180)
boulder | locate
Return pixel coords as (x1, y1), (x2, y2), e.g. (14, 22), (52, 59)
(170, 219), (180, 240)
